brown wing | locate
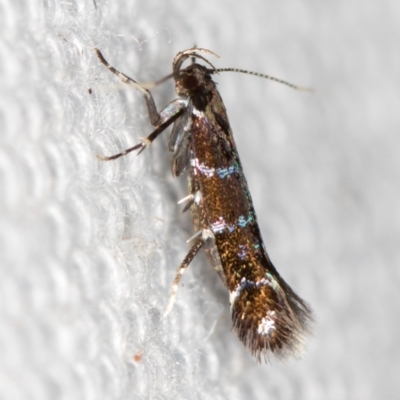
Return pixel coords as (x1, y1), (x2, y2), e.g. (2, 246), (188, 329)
(188, 112), (313, 361)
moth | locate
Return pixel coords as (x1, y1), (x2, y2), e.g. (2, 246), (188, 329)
(95, 47), (313, 362)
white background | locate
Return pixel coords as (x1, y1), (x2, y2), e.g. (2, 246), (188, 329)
(1, 0), (399, 399)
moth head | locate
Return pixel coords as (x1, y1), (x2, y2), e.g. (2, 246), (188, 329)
(172, 47), (220, 96)
(175, 64), (212, 96)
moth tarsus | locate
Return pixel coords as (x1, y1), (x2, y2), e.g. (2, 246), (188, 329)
(95, 47), (313, 362)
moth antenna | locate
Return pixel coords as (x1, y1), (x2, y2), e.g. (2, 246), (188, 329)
(140, 73), (174, 89)
(212, 68), (313, 92)
(173, 48), (220, 75)
(191, 44), (198, 64)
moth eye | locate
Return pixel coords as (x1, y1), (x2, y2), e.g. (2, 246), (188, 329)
(182, 74), (199, 90)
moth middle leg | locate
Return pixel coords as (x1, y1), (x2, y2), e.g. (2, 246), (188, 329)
(97, 114), (181, 160)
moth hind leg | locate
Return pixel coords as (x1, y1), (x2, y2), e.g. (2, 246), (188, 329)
(163, 236), (206, 317)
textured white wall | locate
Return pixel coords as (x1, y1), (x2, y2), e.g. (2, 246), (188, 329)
(1, 0), (400, 399)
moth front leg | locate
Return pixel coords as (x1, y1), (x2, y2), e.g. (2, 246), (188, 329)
(95, 47), (161, 126)
(95, 48), (189, 125)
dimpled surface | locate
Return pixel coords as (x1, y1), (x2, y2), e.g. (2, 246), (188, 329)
(1, 1), (399, 399)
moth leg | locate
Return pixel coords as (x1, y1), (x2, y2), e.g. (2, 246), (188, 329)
(97, 112), (181, 161)
(163, 236), (207, 317)
(182, 190), (202, 213)
(177, 193), (194, 207)
(95, 48), (161, 126)
(95, 48), (188, 161)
